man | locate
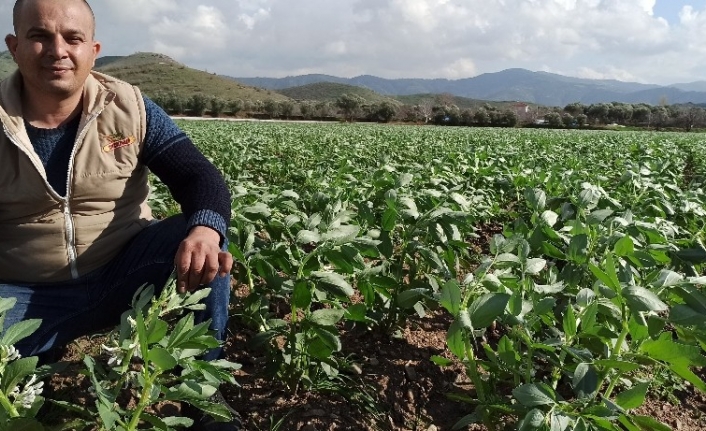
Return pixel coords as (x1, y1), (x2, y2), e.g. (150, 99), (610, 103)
(1, 0), (241, 429)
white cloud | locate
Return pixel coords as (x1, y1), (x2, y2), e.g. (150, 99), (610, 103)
(45, 0), (705, 85)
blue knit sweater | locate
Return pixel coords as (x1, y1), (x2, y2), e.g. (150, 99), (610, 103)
(24, 96), (230, 240)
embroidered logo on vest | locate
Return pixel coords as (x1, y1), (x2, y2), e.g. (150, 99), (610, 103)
(102, 133), (136, 152)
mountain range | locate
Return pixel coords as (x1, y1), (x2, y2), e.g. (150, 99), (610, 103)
(3, 49), (706, 107)
(232, 69), (706, 107)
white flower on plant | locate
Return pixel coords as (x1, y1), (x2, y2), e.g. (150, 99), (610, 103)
(101, 343), (126, 366)
(9, 374), (43, 409)
(101, 341), (139, 366)
(127, 315), (137, 329)
(0, 345), (21, 364)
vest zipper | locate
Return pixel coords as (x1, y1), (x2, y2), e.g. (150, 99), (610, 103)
(64, 111), (103, 279)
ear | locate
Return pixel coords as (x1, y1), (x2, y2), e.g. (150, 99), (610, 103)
(5, 34), (18, 63)
(91, 40), (101, 67)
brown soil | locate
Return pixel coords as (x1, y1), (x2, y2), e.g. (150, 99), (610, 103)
(44, 227), (706, 430)
(48, 302), (706, 431)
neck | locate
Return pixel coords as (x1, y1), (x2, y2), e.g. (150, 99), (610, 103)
(22, 89), (83, 129)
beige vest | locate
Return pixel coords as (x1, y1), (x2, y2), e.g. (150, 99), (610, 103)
(0, 71), (153, 283)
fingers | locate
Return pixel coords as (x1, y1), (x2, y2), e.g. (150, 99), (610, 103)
(218, 251), (234, 277)
(175, 238), (233, 293)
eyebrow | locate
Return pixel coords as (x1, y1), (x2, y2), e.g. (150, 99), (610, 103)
(25, 26), (88, 38)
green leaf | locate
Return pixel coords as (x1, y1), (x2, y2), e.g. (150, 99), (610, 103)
(614, 236), (635, 257)
(382, 208), (397, 231)
(590, 263), (619, 292)
(496, 253), (521, 264)
(1, 319), (41, 346)
(567, 234), (589, 264)
(533, 282), (565, 294)
(534, 298), (556, 316)
(674, 285), (706, 314)
(344, 303), (367, 322)
(397, 173), (414, 187)
(615, 382), (649, 410)
(519, 409), (545, 431)
(490, 234), (505, 255)
(188, 400), (232, 422)
(640, 334), (706, 368)
(148, 348), (177, 371)
(525, 188), (546, 212)
(168, 381), (217, 401)
(97, 401), (120, 429)
(139, 412), (169, 430)
(447, 320), (466, 360)
(513, 383), (557, 407)
(577, 288), (595, 307)
(312, 327), (342, 354)
(322, 225), (360, 245)
(563, 306), (577, 340)
(292, 281), (312, 310)
(508, 291), (523, 317)
(577, 186), (601, 209)
(146, 319), (169, 345)
(669, 304), (706, 326)
(6, 418), (46, 431)
(163, 416), (194, 428)
(541, 210), (559, 227)
(0, 297), (17, 315)
(398, 197), (420, 219)
(310, 271), (354, 297)
(669, 363), (706, 392)
(631, 416), (672, 431)
(296, 229), (320, 244)
(309, 309), (344, 326)
(674, 247), (706, 264)
(622, 286), (667, 312)
(2, 357), (38, 394)
(397, 288), (428, 309)
(594, 360), (641, 373)
(440, 280), (461, 315)
(431, 355), (454, 366)
(587, 209), (613, 225)
(241, 203), (271, 219)
(458, 309), (472, 329)
(572, 363), (598, 398)
(468, 293), (510, 329)
(525, 258), (546, 275)
(550, 412), (571, 431)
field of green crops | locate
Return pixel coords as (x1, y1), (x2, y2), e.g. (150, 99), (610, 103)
(162, 122), (706, 430)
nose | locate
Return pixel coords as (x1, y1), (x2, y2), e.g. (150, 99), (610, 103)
(46, 34), (69, 59)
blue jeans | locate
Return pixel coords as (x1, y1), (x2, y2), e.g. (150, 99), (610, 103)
(1, 215), (230, 362)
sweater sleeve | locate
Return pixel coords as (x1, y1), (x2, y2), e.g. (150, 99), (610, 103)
(141, 96), (231, 242)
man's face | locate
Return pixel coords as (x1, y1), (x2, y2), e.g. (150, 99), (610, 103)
(5, 0), (101, 100)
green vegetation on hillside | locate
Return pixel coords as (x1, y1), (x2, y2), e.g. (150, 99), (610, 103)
(96, 52), (289, 103)
(394, 93), (531, 111)
(0, 51), (17, 81)
(276, 82), (401, 105)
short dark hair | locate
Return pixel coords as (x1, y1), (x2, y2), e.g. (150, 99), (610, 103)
(13, 0), (96, 36)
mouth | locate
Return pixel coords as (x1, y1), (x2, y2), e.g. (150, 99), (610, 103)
(45, 65), (74, 75)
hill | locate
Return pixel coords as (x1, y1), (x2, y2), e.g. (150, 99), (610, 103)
(393, 93), (535, 111)
(234, 69), (706, 106)
(0, 51), (289, 103)
(0, 51), (16, 81)
(276, 82), (402, 104)
(95, 52), (289, 102)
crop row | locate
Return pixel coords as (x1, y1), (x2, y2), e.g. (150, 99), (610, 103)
(152, 122), (706, 431)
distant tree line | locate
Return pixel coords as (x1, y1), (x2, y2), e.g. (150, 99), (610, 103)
(149, 90), (706, 131)
(541, 101), (706, 132)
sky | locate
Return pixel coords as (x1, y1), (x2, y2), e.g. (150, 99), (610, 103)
(1, 0), (706, 85)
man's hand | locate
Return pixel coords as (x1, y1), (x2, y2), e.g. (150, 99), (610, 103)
(175, 226), (233, 293)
